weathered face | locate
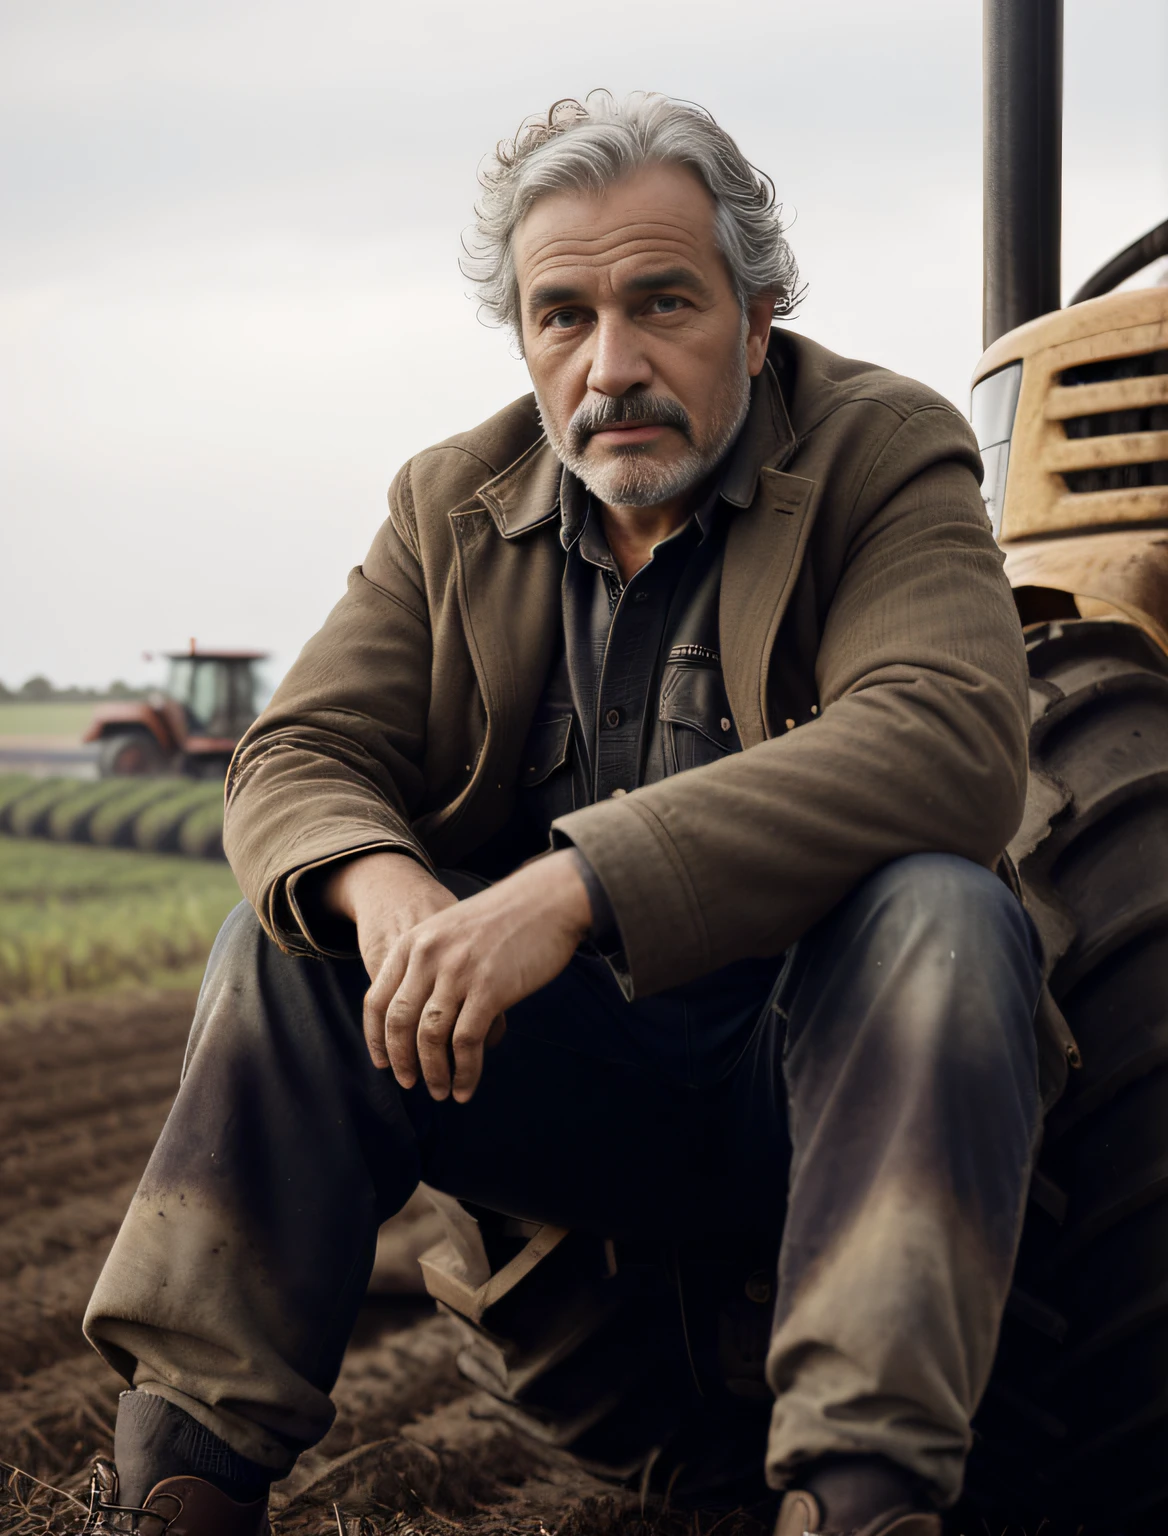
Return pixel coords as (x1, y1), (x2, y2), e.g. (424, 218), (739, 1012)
(514, 161), (774, 510)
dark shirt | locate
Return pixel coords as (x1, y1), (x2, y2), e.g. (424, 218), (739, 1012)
(560, 471), (739, 801)
(468, 422), (761, 953)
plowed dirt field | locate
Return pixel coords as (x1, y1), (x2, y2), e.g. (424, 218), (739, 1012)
(0, 988), (766, 1535)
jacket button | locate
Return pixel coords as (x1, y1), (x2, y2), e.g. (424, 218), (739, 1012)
(745, 1270), (772, 1305)
(610, 787), (627, 798)
(604, 707), (622, 729)
(720, 717), (731, 733)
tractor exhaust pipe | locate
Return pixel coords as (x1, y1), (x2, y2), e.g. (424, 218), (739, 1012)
(983, 0), (1064, 347)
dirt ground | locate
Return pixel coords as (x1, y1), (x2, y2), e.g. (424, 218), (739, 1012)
(0, 987), (770, 1536)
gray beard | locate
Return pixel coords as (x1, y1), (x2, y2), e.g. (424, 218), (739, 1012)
(538, 364), (751, 510)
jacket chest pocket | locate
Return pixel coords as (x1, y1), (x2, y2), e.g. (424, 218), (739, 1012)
(659, 663), (740, 775)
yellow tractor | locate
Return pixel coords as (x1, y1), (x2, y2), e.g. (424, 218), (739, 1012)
(961, 4), (1168, 1527)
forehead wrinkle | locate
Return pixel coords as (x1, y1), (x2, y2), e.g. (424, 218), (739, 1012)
(524, 243), (705, 286)
(524, 211), (706, 248)
(520, 235), (710, 301)
(519, 215), (706, 264)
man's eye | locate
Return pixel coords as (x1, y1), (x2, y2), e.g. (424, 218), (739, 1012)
(648, 296), (685, 314)
(546, 310), (581, 329)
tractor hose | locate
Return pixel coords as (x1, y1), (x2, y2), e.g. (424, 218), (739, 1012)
(1069, 215), (1168, 305)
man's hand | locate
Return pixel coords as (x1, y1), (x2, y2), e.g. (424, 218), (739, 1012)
(324, 850), (459, 984)
(325, 849), (593, 1102)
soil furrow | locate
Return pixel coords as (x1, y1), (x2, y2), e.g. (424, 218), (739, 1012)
(0, 1059), (182, 1134)
(0, 1180), (137, 1280)
(0, 1101), (173, 1221)
(0, 1232), (121, 1379)
(0, 985), (196, 1029)
(0, 1032), (187, 1086)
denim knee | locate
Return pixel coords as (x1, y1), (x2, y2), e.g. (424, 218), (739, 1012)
(203, 900), (263, 972)
(784, 853), (1042, 1075)
(839, 853), (1042, 1064)
(184, 901), (367, 1077)
(855, 851), (1030, 947)
(183, 903), (254, 1062)
(857, 852), (1034, 950)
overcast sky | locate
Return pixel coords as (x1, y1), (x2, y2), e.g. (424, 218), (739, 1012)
(1, 0), (1165, 691)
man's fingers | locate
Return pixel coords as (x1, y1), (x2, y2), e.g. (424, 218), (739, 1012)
(363, 939), (410, 1070)
(383, 972), (430, 1088)
(363, 984), (389, 1068)
(376, 941), (431, 1085)
(368, 926), (470, 1096)
(415, 992), (461, 1100)
(451, 998), (500, 1104)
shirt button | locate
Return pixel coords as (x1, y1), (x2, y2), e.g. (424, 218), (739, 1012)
(610, 787), (628, 798)
(604, 707), (622, 729)
(720, 717), (731, 733)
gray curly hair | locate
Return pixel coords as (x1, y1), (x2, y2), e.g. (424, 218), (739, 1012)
(463, 92), (801, 341)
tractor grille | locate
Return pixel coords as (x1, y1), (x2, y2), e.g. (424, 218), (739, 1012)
(1054, 349), (1168, 496)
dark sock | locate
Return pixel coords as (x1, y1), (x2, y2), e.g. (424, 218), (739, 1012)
(113, 1390), (272, 1506)
(802, 1453), (926, 1532)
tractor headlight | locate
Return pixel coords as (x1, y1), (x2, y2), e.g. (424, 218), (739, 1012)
(971, 360), (1023, 538)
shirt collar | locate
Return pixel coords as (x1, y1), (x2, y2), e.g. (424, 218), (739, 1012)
(559, 472), (717, 573)
(556, 365), (781, 561)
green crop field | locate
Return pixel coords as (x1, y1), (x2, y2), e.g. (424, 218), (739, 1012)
(0, 701), (96, 737)
(0, 834), (241, 1004)
(0, 773), (224, 856)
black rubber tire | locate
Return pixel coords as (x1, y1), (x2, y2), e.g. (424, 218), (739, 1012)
(972, 619), (1168, 1535)
(97, 729), (167, 778)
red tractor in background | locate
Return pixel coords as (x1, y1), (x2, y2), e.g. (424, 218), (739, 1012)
(84, 643), (269, 779)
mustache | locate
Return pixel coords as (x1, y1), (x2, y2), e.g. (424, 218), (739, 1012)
(567, 393), (692, 455)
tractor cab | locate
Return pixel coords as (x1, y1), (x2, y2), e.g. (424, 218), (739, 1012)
(85, 646), (270, 778)
(164, 650), (265, 742)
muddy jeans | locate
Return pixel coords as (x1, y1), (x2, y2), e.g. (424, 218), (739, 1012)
(84, 852), (1042, 1508)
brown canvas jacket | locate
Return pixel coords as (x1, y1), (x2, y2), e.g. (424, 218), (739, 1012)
(224, 329), (1031, 997)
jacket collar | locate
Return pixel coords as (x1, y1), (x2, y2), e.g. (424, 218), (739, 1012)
(720, 357), (797, 507)
(474, 351), (798, 540)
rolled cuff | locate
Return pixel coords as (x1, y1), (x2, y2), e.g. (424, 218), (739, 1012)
(281, 841), (430, 958)
(237, 823), (431, 958)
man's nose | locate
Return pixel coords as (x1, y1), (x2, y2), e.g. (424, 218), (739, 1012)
(585, 312), (653, 398)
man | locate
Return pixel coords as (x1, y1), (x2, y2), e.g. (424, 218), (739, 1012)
(83, 94), (1045, 1536)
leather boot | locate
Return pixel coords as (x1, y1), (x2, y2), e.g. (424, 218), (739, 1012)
(83, 1456), (270, 1535)
(774, 1486), (942, 1536)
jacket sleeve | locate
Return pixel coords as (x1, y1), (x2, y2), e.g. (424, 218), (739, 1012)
(552, 405), (1031, 996)
(223, 467), (435, 954)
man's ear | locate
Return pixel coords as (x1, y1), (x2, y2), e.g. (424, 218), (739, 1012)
(745, 292), (776, 376)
